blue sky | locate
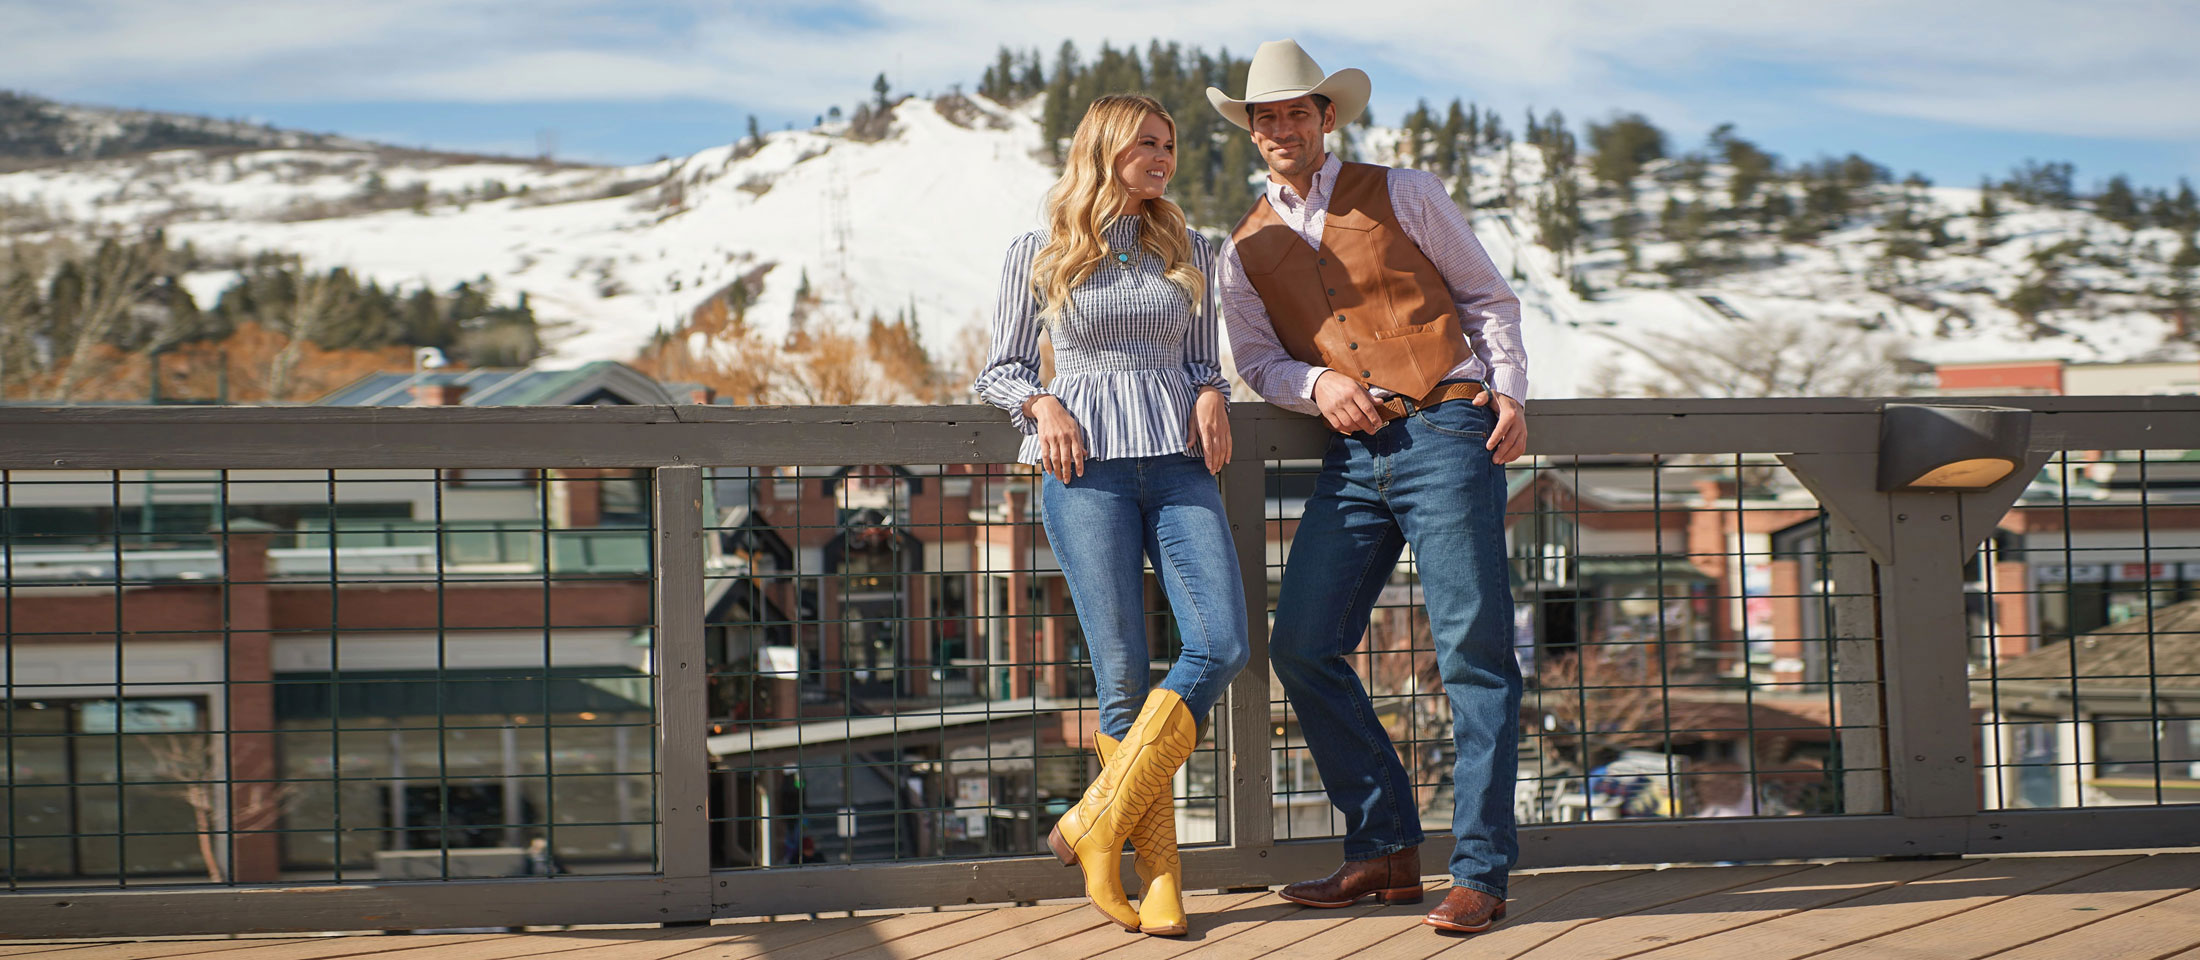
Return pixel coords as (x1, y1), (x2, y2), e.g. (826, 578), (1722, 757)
(4, 1), (2194, 190)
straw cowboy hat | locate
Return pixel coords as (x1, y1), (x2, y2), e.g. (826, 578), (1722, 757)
(1206, 39), (1370, 131)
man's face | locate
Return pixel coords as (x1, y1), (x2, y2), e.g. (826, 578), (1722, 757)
(1248, 96), (1335, 181)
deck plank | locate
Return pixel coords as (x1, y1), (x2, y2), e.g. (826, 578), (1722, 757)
(991, 891), (1275, 960)
(1329, 869), (1650, 960)
(1509, 858), (1970, 960)
(1812, 853), (2200, 960)
(1080, 889), (1407, 960)
(1983, 888), (2200, 960)
(688, 910), (982, 960)
(1630, 855), (2139, 960)
(26, 934), (521, 960)
(1159, 883), (1451, 960)
(876, 897), (1120, 960)
(1166, 882), (1473, 960)
(1424, 863), (1818, 959)
(595, 916), (887, 960)
(0, 945), (316, 959)
(819, 904), (1077, 960)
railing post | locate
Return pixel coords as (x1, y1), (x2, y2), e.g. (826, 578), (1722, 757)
(1218, 417), (1274, 852)
(1877, 493), (1985, 820)
(652, 466), (713, 918)
(1826, 522), (1888, 815)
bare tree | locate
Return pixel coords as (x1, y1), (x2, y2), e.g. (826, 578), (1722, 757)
(1592, 314), (1909, 399)
(264, 268), (359, 402)
(49, 236), (165, 402)
(141, 733), (294, 882)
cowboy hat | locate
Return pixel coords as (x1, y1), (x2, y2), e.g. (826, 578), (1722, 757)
(1205, 38), (1370, 131)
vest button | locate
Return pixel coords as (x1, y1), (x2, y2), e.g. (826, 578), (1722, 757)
(1336, 314), (1346, 322)
(1326, 288), (1336, 296)
(1349, 342), (1359, 349)
(1318, 258), (1327, 266)
(1360, 370), (1371, 378)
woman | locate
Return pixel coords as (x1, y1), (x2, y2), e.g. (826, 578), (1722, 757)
(972, 94), (1248, 937)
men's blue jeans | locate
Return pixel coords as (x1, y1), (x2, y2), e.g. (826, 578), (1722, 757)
(1269, 396), (1521, 898)
(1041, 455), (1250, 738)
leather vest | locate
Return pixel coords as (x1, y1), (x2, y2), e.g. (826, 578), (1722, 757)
(1229, 162), (1470, 400)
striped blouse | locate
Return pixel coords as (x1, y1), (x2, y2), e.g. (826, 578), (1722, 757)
(972, 215), (1229, 466)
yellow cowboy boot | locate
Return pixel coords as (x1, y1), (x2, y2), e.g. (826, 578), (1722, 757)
(1097, 733), (1188, 937)
(1047, 688), (1197, 932)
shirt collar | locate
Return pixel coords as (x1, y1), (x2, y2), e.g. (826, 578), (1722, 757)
(1267, 153), (1343, 209)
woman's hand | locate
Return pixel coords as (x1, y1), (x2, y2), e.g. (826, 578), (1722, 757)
(1025, 394), (1088, 482)
(1192, 387), (1231, 474)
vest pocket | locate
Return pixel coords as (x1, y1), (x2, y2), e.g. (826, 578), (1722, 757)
(1369, 313), (1465, 391)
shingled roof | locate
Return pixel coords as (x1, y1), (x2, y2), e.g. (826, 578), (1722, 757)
(1982, 598), (2200, 705)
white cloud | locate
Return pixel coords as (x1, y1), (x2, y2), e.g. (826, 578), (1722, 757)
(3, 0), (2194, 142)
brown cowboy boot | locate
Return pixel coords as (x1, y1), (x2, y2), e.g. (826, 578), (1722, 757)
(1278, 846), (1424, 908)
(1047, 688), (1197, 932)
(1423, 885), (1507, 933)
(1096, 733), (1187, 937)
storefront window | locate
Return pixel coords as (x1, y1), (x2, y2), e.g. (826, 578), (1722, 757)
(0, 698), (205, 878)
(275, 710), (653, 871)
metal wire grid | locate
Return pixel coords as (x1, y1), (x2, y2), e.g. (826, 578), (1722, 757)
(1971, 448), (2200, 811)
(1, 468), (659, 888)
(699, 463), (1227, 869)
(1261, 453), (1883, 842)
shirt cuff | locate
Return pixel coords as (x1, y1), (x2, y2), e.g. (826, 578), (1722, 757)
(1298, 366), (1328, 401)
(997, 384), (1044, 435)
(1488, 369), (1528, 405)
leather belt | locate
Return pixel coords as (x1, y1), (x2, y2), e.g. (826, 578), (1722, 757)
(1375, 379), (1484, 422)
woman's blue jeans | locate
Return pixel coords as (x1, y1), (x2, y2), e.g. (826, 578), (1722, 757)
(1268, 396), (1522, 898)
(1039, 454), (1249, 738)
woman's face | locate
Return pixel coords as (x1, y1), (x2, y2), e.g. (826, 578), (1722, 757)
(1113, 112), (1176, 208)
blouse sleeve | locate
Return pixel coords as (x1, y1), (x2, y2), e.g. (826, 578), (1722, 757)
(1183, 231), (1230, 394)
(970, 231), (1048, 434)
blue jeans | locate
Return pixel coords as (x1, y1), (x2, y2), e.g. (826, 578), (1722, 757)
(1269, 396), (1521, 898)
(1040, 455), (1250, 738)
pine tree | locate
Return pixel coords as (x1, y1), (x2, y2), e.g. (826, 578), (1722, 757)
(1020, 48), (1045, 96)
(1440, 99), (1467, 176)
(1587, 113), (1664, 200)
(1612, 202), (1640, 271)
(1040, 41), (1080, 164)
(1974, 179), (2002, 252)
(873, 73), (892, 110)
(2172, 179), (2199, 233)
(746, 115), (762, 150)
(2097, 174), (2139, 227)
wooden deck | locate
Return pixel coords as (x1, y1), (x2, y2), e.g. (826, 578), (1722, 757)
(4, 853), (2196, 960)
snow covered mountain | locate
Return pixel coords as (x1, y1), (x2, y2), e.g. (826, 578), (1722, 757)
(0, 91), (2186, 399)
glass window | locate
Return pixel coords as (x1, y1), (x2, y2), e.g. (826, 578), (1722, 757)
(2097, 716), (2200, 781)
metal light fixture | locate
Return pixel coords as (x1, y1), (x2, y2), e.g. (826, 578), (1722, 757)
(1877, 404), (2033, 492)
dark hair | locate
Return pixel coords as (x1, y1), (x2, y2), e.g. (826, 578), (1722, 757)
(1248, 93), (1332, 124)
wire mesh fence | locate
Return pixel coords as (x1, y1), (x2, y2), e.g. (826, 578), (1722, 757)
(1260, 453), (1883, 845)
(1971, 448), (2200, 811)
(1, 468), (659, 888)
(699, 463), (1228, 870)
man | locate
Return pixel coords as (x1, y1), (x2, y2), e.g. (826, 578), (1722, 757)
(1207, 39), (1528, 934)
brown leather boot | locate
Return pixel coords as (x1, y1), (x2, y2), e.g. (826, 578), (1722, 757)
(1277, 846), (1423, 908)
(1423, 886), (1507, 933)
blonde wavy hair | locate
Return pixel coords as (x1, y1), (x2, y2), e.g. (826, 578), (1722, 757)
(1031, 95), (1203, 320)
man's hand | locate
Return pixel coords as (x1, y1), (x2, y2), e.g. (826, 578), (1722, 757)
(1312, 370), (1384, 435)
(1473, 389), (1527, 464)
(1191, 387), (1232, 474)
(1024, 394), (1088, 481)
